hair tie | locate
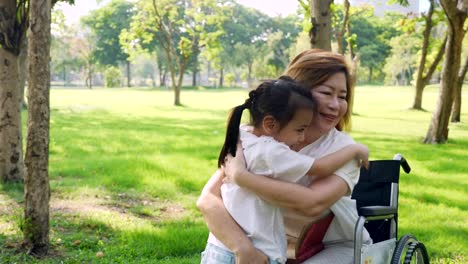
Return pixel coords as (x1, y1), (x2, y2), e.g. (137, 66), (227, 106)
(246, 90), (258, 109)
(243, 98), (252, 109)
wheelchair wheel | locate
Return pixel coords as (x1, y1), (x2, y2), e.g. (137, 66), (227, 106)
(391, 234), (429, 264)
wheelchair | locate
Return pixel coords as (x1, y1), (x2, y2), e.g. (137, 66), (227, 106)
(352, 154), (429, 264)
(291, 154), (429, 264)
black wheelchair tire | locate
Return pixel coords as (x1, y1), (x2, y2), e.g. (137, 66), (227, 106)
(403, 242), (429, 264)
(391, 234), (429, 264)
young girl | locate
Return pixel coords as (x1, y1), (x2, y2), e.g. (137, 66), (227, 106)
(201, 76), (368, 264)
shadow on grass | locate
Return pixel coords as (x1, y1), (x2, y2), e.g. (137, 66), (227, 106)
(398, 224), (468, 260)
(1, 208), (207, 263)
(48, 108), (224, 198)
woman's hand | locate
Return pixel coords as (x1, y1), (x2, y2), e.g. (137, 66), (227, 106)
(224, 142), (248, 184)
(234, 244), (269, 264)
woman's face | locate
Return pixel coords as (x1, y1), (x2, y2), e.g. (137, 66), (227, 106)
(309, 72), (348, 135)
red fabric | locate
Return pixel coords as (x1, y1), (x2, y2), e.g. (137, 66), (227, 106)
(296, 214), (334, 263)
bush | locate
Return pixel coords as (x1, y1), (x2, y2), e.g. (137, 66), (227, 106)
(104, 66), (122, 88)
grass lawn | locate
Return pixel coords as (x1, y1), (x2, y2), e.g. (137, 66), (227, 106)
(0, 84), (467, 263)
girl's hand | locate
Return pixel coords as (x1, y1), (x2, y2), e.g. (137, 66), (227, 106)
(224, 142), (248, 184)
(354, 143), (369, 169)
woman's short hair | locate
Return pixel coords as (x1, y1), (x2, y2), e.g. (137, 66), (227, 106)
(284, 49), (353, 131)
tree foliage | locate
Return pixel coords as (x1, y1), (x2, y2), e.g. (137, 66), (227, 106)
(125, 0), (229, 105)
(81, 0), (134, 67)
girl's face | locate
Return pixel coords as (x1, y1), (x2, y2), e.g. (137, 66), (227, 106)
(274, 109), (313, 148)
(309, 72), (348, 135)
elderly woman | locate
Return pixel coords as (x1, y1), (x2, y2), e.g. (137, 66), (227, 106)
(197, 49), (371, 264)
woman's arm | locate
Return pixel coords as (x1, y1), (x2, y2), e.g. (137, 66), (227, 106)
(196, 169), (269, 264)
(224, 144), (348, 217)
(234, 170), (347, 217)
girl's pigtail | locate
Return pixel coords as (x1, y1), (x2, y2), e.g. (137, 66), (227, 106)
(217, 99), (250, 168)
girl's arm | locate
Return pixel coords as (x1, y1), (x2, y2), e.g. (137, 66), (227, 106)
(196, 169), (269, 264)
(308, 143), (369, 179)
(224, 145), (349, 217)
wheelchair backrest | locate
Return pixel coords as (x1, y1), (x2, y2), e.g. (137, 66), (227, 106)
(351, 159), (408, 243)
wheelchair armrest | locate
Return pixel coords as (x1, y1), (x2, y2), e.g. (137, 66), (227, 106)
(358, 206), (397, 217)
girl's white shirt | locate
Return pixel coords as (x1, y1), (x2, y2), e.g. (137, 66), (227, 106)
(208, 125), (315, 263)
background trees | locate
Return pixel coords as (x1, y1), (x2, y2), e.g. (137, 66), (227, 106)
(82, 0), (135, 87)
(124, 0), (228, 105)
(0, 0), (465, 260)
(45, 0), (466, 143)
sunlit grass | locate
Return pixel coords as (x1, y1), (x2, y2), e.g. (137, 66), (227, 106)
(0, 85), (467, 263)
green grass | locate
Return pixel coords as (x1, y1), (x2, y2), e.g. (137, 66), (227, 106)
(0, 85), (467, 263)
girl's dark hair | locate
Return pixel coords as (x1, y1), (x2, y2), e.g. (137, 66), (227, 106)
(217, 76), (315, 168)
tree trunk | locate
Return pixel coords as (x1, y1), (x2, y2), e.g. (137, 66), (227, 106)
(412, 0), (434, 110)
(192, 70), (197, 87)
(368, 67), (373, 83)
(451, 55), (467, 122)
(412, 36), (447, 110)
(219, 68), (224, 88)
(160, 71), (167, 87)
(0, 50), (25, 182)
(309, 0), (333, 51)
(85, 66), (93, 89)
(63, 64), (66, 86)
(150, 73), (156, 88)
(191, 39), (199, 87)
(174, 86), (181, 105)
(424, 1), (466, 144)
(24, 0), (51, 257)
(19, 36), (28, 109)
(0, 0), (26, 183)
(335, 0), (350, 55)
(247, 63), (253, 88)
(126, 60), (131, 87)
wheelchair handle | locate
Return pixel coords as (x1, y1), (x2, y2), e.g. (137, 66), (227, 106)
(393, 153), (411, 173)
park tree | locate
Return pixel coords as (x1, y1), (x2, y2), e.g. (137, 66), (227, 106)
(411, 0), (446, 110)
(0, 0), (73, 183)
(233, 43), (262, 87)
(424, 0), (466, 144)
(305, 0), (333, 50)
(383, 34), (419, 85)
(23, 0), (52, 256)
(451, 55), (467, 122)
(51, 9), (81, 86)
(120, 25), (171, 88)
(332, 1), (361, 83)
(67, 29), (97, 89)
(352, 9), (401, 84)
(255, 15), (301, 79)
(393, 0), (447, 110)
(0, 0), (29, 182)
(267, 15), (301, 75)
(82, 0), (135, 87)
(333, 0), (351, 55)
(130, 0), (227, 105)
(217, 3), (273, 86)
